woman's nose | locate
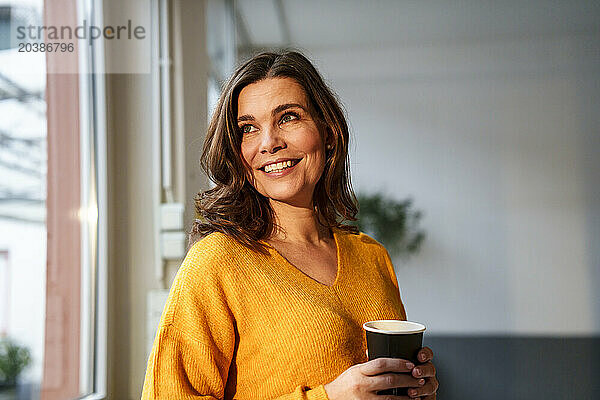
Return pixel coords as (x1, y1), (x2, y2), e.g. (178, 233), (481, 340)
(260, 127), (287, 154)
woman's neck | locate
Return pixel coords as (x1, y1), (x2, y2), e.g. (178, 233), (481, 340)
(268, 200), (331, 245)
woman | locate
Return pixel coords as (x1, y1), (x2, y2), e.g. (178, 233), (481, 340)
(142, 51), (438, 400)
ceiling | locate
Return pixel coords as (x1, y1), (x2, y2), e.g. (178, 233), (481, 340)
(235, 0), (600, 52)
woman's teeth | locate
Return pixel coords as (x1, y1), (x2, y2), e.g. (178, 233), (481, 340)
(264, 160), (296, 173)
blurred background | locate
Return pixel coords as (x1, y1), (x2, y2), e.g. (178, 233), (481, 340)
(0, 0), (598, 399)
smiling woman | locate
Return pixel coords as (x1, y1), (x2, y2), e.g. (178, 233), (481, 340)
(141, 51), (438, 400)
(238, 78), (327, 209)
(189, 51), (358, 254)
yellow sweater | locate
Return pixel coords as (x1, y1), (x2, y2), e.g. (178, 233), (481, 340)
(141, 228), (406, 399)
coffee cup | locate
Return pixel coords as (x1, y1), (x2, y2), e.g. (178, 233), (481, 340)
(363, 320), (426, 396)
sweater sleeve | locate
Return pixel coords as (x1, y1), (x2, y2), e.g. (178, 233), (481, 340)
(141, 325), (231, 399)
(141, 235), (331, 400)
(381, 246), (407, 321)
(141, 236), (237, 399)
(141, 323), (330, 400)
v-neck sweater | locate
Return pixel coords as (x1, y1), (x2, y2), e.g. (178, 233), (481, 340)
(141, 228), (407, 400)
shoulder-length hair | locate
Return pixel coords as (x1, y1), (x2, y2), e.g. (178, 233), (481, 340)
(189, 51), (358, 253)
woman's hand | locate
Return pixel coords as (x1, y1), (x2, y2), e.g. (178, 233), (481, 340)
(407, 347), (438, 399)
(323, 358), (425, 399)
(323, 347), (439, 400)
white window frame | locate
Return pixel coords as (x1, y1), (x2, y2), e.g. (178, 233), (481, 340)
(77, 0), (107, 398)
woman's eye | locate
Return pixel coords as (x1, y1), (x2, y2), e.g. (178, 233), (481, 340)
(279, 112), (299, 124)
(241, 124), (257, 134)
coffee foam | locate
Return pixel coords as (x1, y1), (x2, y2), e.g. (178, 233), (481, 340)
(363, 320), (426, 334)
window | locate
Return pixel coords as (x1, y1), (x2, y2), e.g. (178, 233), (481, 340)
(0, 0), (107, 398)
(0, 1), (46, 398)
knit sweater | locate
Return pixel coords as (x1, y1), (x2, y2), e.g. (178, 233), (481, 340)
(141, 228), (407, 400)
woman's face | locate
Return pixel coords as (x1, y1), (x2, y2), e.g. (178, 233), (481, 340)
(238, 77), (327, 208)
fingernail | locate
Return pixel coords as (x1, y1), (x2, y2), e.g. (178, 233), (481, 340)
(420, 353), (426, 361)
(406, 362), (414, 369)
(409, 389), (418, 396)
(414, 368), (422, 377)
(419, 379), (425, 385)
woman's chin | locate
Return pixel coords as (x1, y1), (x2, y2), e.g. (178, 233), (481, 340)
(265, 191), (311, 207)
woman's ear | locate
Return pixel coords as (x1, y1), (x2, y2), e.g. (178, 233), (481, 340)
(325, 127), (335, 150)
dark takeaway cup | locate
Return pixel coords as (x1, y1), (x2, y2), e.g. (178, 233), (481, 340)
(363, 320), (426, 396)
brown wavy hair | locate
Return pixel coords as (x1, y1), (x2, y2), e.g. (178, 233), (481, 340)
(189, 51), (358, 253)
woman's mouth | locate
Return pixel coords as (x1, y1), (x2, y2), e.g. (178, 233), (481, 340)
(260, 158), (301, 174)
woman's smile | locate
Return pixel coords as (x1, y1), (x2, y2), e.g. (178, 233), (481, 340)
(261, 158), (302, 175)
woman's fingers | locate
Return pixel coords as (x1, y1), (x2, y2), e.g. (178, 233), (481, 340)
(368, 373), (425, 392)
(411, 361), (436, 378)
(417, 347), (434, 363)
(406, 376), (439, 398)
(359, 357), (414, 376)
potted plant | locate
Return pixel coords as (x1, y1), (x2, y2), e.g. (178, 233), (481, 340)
(0, 337), (31, 398)
(353, 192), (425, 259)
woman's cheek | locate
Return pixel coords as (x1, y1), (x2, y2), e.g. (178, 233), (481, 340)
(240, 141), (258, 169)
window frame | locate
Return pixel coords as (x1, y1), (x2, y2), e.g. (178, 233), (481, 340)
(77, 0), (108, 398)
(41, 0), (107, 397)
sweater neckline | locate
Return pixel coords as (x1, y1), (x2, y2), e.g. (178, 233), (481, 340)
(261, 228), (344, 290)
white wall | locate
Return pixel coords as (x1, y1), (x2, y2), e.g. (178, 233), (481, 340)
(310, 32), (600, 335)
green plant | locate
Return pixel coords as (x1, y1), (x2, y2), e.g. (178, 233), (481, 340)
(0, 338), (31, 388)
(353, 192), (425, 258)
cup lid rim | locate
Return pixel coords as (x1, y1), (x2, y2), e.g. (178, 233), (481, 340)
(362, 320), (426, 334)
